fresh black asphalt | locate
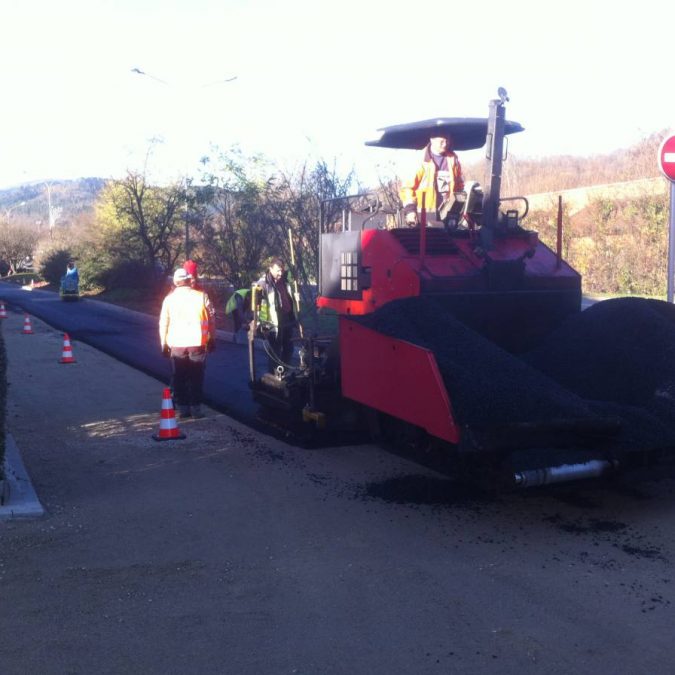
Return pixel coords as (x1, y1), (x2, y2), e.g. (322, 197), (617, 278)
(0, 284), (258, 427)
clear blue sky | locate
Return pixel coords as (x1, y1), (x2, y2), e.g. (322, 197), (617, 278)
(1, 0), (673, 189)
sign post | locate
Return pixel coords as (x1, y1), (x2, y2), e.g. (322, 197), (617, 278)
(658, 135), (675, 302)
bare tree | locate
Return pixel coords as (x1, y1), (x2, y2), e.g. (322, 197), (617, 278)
(199, 186), (271, 287)
(197, 149), (274, 287)
(195, 150), (356, 326)
(103, 171), (185, 271)
(0, 218), (40, 275)
(263, 160), (356, 310)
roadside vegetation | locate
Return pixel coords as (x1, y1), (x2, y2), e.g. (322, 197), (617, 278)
(0, 131), (671, 316)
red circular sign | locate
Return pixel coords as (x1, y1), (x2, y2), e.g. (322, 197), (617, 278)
(658, 135), (675, 182)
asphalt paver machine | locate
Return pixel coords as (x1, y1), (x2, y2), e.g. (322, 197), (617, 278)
(247, 90), (675, 488)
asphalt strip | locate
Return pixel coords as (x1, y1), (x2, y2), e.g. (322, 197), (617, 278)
(0, 431), (45, 520)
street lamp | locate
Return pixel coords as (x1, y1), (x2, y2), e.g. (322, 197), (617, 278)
(45, 182), (61, 240)
(3, 201), (26, 219)
(130, 67), (237, 259)
(130, 67), (168, 85)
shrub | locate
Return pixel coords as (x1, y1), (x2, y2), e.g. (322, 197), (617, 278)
(39, 248), (72, 285)
(528, 192), (668, 297)
(75, 251), (111, 292)
(97, 259), (165, 292)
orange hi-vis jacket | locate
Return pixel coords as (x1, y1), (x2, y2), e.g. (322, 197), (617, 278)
(159, 286), (214, 349)
(399, 145), (464, 217)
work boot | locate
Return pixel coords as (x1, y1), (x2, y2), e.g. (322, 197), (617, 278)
(191, 404), (205, 419)
(177, 405), (191, 419)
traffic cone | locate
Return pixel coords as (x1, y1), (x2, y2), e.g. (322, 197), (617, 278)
(22, 314), (33, 334)
(152, 388), (186, 441)
(0, 303), (7, 319)
(59, 333), (76, 364)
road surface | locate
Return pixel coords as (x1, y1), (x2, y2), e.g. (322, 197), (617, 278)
(2, 310), (675, 674)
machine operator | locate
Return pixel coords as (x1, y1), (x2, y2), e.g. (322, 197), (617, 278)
(399, 134), (464, 227)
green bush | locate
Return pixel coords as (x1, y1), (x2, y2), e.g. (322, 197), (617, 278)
(39, 248), (72, 285)
(75, 251), (111, 292)
(97, 259), (164, 291)
(530, 192), (668, 297)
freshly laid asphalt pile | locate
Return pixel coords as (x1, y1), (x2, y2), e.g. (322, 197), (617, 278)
(525, 298), (675, 407)
(352, 296), (675, 454)
(353, 296), (596, 430)
(524, 297), (675, 451)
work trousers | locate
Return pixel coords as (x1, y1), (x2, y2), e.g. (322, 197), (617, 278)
(170, 347), (207, 407)
(267, 318), (296, 371)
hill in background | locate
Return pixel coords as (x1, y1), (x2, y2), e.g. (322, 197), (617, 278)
(464, 130), (666, 196)
(0, 178), (105, 228)
(0, 129), (669, 228)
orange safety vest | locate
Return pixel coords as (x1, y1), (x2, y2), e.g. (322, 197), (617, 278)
(399, 145), (464, 216)
(159, 286), (214, 348)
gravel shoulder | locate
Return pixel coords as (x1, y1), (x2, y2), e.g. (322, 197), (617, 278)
(2, 310), (675, 674)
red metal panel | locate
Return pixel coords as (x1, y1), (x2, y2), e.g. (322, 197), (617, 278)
(317, 230), (421, 315)
(315, 228), (581, 315)
(339, 318), (460, 444)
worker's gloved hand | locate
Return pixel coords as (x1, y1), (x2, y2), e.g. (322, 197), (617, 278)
(161, 344), (171, 358)
(405, 211), (418, 226)
(207, 338), (216, 353)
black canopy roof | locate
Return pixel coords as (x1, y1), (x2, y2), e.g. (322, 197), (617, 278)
(365, 117), (524, 151)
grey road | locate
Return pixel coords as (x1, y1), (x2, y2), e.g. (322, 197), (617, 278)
(2, 293), (675, 673)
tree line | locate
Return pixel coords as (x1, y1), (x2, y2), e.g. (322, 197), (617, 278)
(21, 148), (357, 322)
(0, 131), (672, 299)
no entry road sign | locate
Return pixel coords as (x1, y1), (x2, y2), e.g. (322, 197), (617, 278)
(662, 134), (675, 303)
(659, 135), (675, 182)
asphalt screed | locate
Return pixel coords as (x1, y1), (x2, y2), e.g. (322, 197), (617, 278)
(353, 296), (675, 460)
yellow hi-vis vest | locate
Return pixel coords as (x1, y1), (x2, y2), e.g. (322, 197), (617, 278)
(159, 286), (213, 348)
(399, 146), (464, 216)
(257, 275), (295, 327)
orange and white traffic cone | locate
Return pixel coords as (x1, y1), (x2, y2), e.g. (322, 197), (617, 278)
(22, 314), (33, 334)
(59, 333), (76, 364)
(0, 303), (7, 319)
(152, 388), (186, 441)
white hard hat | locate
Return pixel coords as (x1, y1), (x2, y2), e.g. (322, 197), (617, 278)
(173, 268), (191, 285)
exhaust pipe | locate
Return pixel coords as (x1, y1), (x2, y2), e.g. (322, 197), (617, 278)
(514, 459), (617, 488)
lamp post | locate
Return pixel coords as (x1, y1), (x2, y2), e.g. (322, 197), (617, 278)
(130, 67), (237, 260)
(43, 183), (61, 240)
(3, 201), (26, 219)
(46, 182), (54, 239)
(184, 180), (191, 259)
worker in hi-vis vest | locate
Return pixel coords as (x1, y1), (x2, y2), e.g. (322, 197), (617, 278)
(399, 134), (464, 227)
(159, 267), (216, 419)
(256, 258), (297, 370)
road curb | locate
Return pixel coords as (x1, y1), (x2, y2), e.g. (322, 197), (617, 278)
(0, 432), (45, 520)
